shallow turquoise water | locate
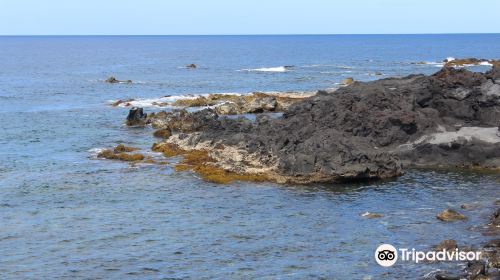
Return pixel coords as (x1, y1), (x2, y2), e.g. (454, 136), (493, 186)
(0, 35), (499, 279)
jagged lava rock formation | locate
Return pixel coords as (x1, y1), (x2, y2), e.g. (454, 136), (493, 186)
(140, 66), (500, 184)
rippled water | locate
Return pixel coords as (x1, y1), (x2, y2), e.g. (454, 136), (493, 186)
(1, 35), (500, 279)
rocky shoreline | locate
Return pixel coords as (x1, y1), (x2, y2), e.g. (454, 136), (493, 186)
(122, 65), (500, 184)
(426, 204), (500, 280)
(113, 91), (316, 114)
(102, 63), (500, 279)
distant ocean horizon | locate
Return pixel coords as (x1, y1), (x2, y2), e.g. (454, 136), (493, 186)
(2, 32), (500, 35)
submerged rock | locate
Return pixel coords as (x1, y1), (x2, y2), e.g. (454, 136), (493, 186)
(437, 209), (467, 222)
(105, 76), (119, 83)
(461, 203), (477, 210)
(360, 212), (383, 219)
(435, 240), (458, 251)
(111, 99), (134, 107)
(105, 76), (132, 84)
(186, 64), (197, 69)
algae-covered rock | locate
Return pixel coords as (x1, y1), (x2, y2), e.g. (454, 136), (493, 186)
(360, 212), (383, 219)
(341, 77), (354, 86)
(437, 209), (467, 222)
(171, 92), (311, 114)
(97, 148), (144, 162)
(444, 58), (488, 67)
(153, 128), (172, 139)
(113, 144), (138, 153)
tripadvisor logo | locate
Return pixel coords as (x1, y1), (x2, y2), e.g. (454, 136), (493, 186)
(374, 244), (482, 267)
(375, 244), (398, 267)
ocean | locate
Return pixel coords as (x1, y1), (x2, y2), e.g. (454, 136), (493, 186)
(1, 34), (499, 279)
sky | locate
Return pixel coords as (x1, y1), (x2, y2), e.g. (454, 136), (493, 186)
(0, 0), (499, 35)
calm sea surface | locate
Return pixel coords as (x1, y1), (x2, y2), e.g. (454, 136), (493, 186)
(1, 35), (499, 279)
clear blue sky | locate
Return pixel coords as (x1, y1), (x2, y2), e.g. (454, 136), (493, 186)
(1, 0), (499, 35)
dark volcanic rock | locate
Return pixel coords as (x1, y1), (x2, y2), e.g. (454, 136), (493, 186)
(141, 66), (500, 184)
(105, 76), (119, 83)
(433, 272), (462, 280)
(105, 76), (132, 84)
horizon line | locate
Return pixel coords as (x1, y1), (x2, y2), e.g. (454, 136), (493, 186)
(1, 32), (500, 37)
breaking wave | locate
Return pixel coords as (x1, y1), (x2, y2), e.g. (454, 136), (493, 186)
(108, 93), (242, 108)
(239, 66), (292, 72)
(108, 91), (316, 108)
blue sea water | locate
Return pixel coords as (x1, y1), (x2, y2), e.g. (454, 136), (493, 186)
(0, 34), (499, 279)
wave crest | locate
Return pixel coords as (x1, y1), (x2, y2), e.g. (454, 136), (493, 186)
(239, 66), (292, 73)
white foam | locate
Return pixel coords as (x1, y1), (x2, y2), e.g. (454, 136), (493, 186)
(109, 91), (317, 108)
(431, 57), (492, 68)
(420, 61), (445, 67)
(300, 64), (322, 68)
(417, 59), (493, 68)
(125, 97), (174, 108)
(240, 66), (289, 72)
(448, 62), (493, 68)
(88, 148), (106, 159)
(109, 93), (242, 108)
(300, 64), (348, 68)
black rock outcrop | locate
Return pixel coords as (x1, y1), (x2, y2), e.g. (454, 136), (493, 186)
(140, 66), (500, 184)
(126, 107), (147, 126)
